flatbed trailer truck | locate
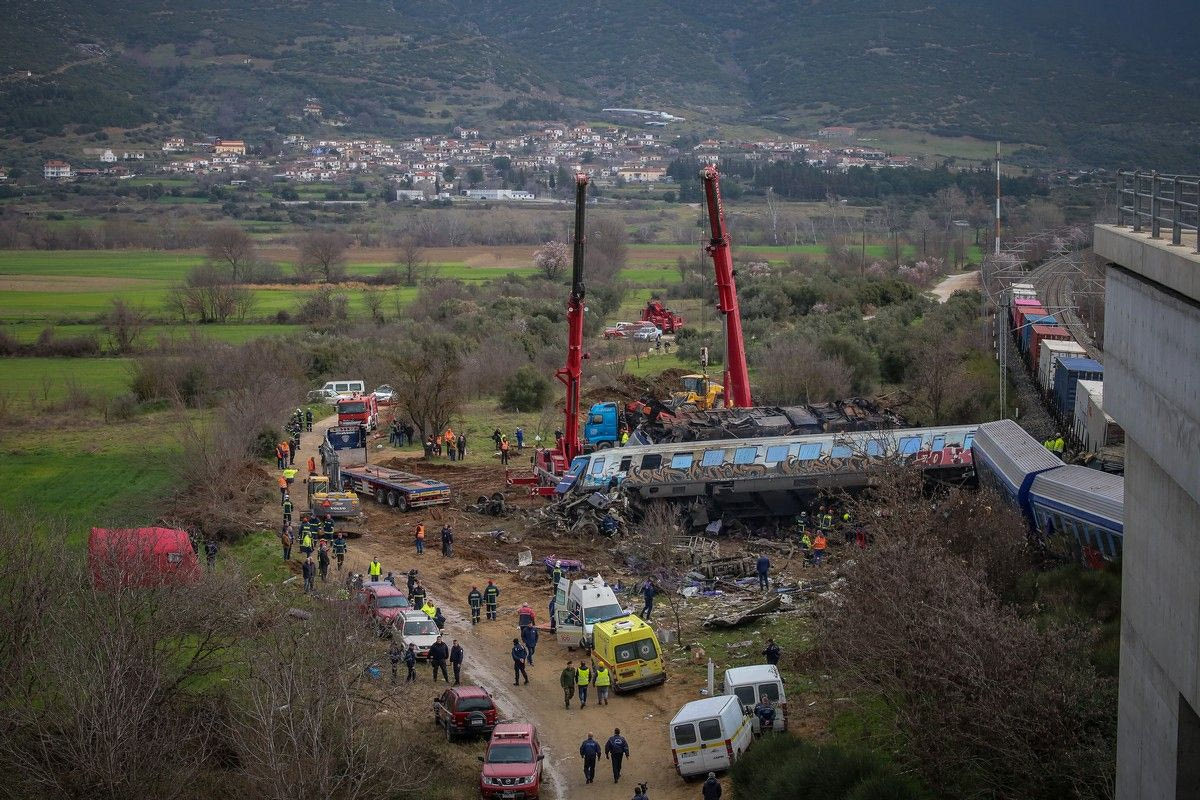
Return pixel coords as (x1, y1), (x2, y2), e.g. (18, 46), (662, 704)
(339, 463), (451, 511)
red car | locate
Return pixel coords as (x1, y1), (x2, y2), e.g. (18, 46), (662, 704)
(478, 723), (544, 799)
(433, 686), (498, 741)
(354, 583), (409, 630)
(603, 321), (637, 339)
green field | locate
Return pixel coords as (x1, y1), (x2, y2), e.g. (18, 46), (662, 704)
(1, 321), (306, 344)
(0, 356), (133, 400)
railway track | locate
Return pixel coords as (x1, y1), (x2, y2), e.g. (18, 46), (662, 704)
(1028, 252), (1103, 361)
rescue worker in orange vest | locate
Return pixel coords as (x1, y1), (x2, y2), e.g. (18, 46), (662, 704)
(307, 455), (316, 474)
(278, 475), (288, 501)
(813, 532), (828, 566)
(499, 437), (511, 466)
(415, 522), (426, 555)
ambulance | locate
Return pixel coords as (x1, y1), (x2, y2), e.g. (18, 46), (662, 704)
(589, 615), (665, 693)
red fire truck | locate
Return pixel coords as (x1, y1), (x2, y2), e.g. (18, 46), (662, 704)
(336, 393), (378, 431)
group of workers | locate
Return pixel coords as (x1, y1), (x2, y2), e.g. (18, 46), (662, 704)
(1043, 432), (1066, 457)
(424, 428), (467, 460)
(578, 728), (630, 785)
(559, 657), (613, 710)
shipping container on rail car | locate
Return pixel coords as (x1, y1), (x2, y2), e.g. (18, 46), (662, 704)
(1073, 380), (1103, 449)
(1029, 325), (1072, 372)
(1039, 340), (1088, 392)
(1011, 296), (1043, 327)
(1020, 314), (1058, 354)
(1053, 358), (1104, 419)
(971, 419), (1064, 516)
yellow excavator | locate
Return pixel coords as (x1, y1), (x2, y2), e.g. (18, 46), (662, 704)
(671, 373), (725, 411)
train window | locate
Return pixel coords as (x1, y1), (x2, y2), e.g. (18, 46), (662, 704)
(670, 453), (694, 469)
(931, 436), (946, 451)
(589, 457), (606, 475)
(619, 457), (631, 471)
(898, 436), (922, 455)
(765, 445), (790, 463)
(831, 445), (852, 458)
(640, 454), (662, 470)
(796, 443), (822, 461)
(963, 434), (974, 450)
(701, 449), (725, 467)
(734, 447), (757, 465)
(865, 440), (883, 456)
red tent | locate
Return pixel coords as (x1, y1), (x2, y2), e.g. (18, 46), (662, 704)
(88, 527), (201, 589)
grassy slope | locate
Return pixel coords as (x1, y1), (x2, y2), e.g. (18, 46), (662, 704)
(0, 356), (133, 399)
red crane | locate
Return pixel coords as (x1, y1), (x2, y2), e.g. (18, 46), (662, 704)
(553, 173), (591, 467)
(701, 164), (753, 408)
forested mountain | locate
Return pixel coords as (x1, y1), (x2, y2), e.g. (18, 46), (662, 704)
(2, 0), (1197, 167)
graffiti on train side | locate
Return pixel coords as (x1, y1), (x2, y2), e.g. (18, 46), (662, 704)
(620, 452), (916, 488)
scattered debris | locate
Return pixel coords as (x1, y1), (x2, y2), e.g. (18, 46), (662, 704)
(702, 594), (783, 629)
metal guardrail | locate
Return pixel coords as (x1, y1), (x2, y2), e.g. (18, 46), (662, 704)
(1116, 170), (1200, 252)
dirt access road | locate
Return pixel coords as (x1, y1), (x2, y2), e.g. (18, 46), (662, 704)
(929, 269), (981, 302)
(291, 415), (721, 800)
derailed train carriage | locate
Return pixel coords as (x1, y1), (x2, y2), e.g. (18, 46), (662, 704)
(555, 424), (978, 524)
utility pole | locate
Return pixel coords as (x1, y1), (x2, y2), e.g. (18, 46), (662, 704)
(994, 141), (1002, 256)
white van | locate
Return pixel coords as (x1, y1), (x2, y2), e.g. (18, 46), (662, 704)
(321, 379), (365, 398)
(723, 664), (787, 733)
(554, 574), (626, 649)
(669, 695), (752, 778)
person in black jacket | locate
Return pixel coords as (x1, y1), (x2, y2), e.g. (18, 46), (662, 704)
(605, 728), (629, 783)
(302, 557), (315, 592)
(511, 638), (529, 685)
(403, 643), (417, 682)
(762, 638), (781, 666)
(468, 586), (483, 624)
(449, 639), (464, 685)
(579, 733), (601, 785)
(429, 637), (450, 682)
(702, 772), (722, 800)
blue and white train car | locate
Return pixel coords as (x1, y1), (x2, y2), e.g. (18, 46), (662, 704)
(1029, 466), (1124, 564)
(556, 424), (978, 518)
(970, 418), (1063, 516)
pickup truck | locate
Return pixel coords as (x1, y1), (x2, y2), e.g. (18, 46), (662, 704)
(434, 686), (498, 741)
(338, 463), (451, 511)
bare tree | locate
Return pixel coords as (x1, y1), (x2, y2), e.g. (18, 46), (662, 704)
(635, 502), (689, 640)
(206, 224), (256, 283)
(362, 288), (385, 323)
(104, 297), (149, 354)
(905, 324), (965, 424)
(389, 333), (463, 439)
(533, 240), (569, 281)
(587, 215), (628, 285)
(395, 234), (428, 286)
(817, 473), (1114, 799)
(299, 230), (350, 283)
(756, 338), (852, 404)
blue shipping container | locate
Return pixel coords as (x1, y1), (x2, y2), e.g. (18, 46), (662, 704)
(1020, 314), (1058, 353)
(1053, 358), (1104, 418)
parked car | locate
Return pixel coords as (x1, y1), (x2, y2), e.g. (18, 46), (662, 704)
(632, 324), (663, 342)
(399, 610), (441, 659)
(373, 384), (396, 403)
(478, 723), (545, 799)
(433, 686), (498, 741)
(306, 388), (339, 403)
(603, 322), (638, 339)
(354, 583), (409, 631)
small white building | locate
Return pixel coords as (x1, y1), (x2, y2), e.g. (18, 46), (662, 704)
(43, 160), (72, 179)
(461, 189), (535, 200)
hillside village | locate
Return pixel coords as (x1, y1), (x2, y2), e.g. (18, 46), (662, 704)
(37, 120), (917, 196)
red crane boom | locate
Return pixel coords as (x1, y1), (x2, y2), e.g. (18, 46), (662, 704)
(553, 174), (590, 465)
(701, 164), (753, 408)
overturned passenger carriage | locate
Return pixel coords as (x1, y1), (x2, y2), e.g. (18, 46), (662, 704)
(558, 425), (978, 523)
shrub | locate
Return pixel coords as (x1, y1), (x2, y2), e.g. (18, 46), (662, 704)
(107, 392), (140, 421)
(499, 365), (551, 412)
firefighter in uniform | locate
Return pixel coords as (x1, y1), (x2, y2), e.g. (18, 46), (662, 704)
(468, 586), (483, 624)
(484, 580), (500, 621)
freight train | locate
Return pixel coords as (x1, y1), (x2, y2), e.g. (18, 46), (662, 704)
(972, 419), (1123, 566)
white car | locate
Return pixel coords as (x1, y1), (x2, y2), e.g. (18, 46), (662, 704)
(305, 388), (339, 403)
(399, 610), (441, 660)
(373, 384), (396, 403)
(632, 325), (663, 342)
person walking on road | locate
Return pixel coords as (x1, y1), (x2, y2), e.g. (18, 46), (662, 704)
(407, 568), (418, 596)
(282, 494), (293, 525)
(518, 601), (536, 629)
(302, 556), (315, 592)
(415, 522), (426, 555)
(560, 660), (576, 709)
(484, 580), (500, 621)
(702, 772), (722, 800)
(576, 661), (592, 708)
(404, 643), (417, 682)
(640, 579), (655, 620)
(307, 455), (316, 475)
(280, 526), (293, 560)
(441, 524), (453, 557)
(511, 638), (529, 686)
(468, 586), (483, 624)
(605, 728), (629, 783)
(429, 636), (450, 682)
(756, 554), (770, 590)
(332, 533), (346, 571)
(522, 623), (539, 666)
(450, 639), (464, 685)
(763, 638), (781, 666)
(579, 733), (601, 785)
(317, 541), (330, 582)
(410, 582), (427, 610)
(278, 475), (288, 501)
(305, 407), (313, 431)
(594, 663), (612, 705)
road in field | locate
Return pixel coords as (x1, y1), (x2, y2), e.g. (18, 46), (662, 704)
(291, 416), (717, 800)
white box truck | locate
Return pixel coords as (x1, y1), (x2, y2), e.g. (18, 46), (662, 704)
(669, 695), (753, 778)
